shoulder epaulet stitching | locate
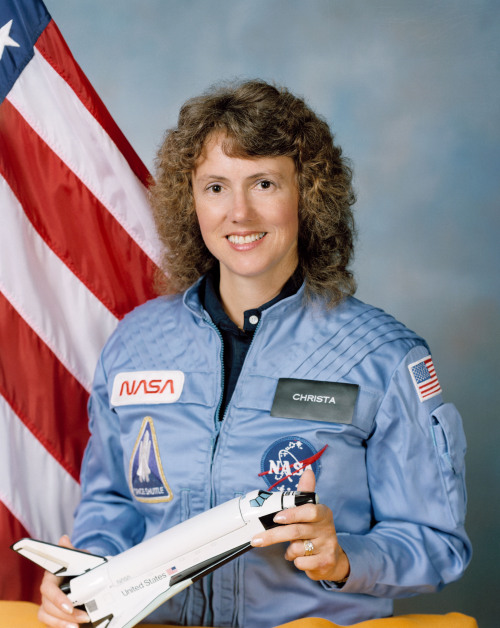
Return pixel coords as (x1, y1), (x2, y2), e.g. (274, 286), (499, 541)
(118, 297), (183, 370)
(293, 307), (424, 381)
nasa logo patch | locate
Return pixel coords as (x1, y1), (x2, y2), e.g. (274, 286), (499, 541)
(111, 370), (185, 406)
(129, 417), (173, 503)
(260, 436), (323, 491)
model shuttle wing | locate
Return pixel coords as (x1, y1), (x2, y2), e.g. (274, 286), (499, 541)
(13, 489), (317, 628)
(11, 539), (107, 576)
(78, 579), (194, 628)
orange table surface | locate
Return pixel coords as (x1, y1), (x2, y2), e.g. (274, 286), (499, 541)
(0, 601), (477, 628)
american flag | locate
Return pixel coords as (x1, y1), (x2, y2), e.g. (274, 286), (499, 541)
(0, 0), (161, 601)
(408, 356), (442, 403)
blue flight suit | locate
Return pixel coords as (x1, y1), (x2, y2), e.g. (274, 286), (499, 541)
(72, 280), (471, 627)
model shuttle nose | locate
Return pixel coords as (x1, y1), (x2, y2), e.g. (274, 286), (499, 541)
(293, 491), (318, 507)
(281, 490), (318, 510)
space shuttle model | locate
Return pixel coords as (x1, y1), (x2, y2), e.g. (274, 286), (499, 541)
(12, 489), (317, 628)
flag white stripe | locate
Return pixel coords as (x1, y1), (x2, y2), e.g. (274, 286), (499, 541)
(0, 394), (81, 542)
(0, 177), (117, 392)
(422, 384), (441, 397)
(7, 49), (162, 266)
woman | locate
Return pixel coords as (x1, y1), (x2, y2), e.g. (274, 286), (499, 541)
(39, 80), (471, 628)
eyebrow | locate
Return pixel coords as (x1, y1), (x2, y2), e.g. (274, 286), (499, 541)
(195, 170), (286, 183)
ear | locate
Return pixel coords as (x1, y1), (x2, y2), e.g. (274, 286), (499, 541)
(296, 467), (316, 492)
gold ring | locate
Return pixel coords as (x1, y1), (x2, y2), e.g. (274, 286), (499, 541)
(303, 540), (314, 556)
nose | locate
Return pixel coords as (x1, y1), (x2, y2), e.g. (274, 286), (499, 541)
(228, 188), (254, 222)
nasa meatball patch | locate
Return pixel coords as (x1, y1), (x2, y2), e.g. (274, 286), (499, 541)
(270, 378), (359, 423)
(129, 417), (173, 503)
(259, 436), (325, 491)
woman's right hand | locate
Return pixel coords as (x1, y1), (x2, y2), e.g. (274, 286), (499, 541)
(38, 535), (90, 628)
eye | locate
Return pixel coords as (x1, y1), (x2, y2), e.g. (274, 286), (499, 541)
(207, 183), (223, 193)
(258, 179), (273, 190)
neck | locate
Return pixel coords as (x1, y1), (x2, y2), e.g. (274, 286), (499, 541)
(218, 267), (296, 328)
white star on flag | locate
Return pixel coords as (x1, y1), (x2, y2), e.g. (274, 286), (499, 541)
(0, 19), (20, 59)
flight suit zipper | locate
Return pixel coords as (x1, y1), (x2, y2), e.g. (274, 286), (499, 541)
(206, 315), (263, 628)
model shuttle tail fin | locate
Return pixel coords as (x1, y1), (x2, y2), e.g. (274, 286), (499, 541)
(11, 539), (107, 577)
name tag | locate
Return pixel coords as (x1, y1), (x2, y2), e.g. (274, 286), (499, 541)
(111, 370), (185, 406)
(270, 378), (359, 424)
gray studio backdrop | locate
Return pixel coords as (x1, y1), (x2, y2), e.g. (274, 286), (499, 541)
(45, 1), (500, 626)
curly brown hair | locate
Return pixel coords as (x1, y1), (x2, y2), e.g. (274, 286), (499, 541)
(150, 79), (356, 306)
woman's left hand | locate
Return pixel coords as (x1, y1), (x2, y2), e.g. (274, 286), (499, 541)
(251, 469), (350, 583)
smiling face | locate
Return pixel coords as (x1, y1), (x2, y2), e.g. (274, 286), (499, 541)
(192, 135), (299, 298)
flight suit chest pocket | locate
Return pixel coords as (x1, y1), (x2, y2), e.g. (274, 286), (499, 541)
(270, 378), (359, 425)
(235, 375), (377, 435)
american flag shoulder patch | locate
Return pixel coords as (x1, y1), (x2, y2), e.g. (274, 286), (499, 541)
(408, 355), (442, 402)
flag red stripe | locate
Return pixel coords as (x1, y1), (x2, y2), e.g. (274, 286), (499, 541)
(0, 292), (89, 481)
(421, 380), (439, 391)
(421, 389), (440, 398)
(421, 387), (441, 399)
(0, 502), (42, 602)
(35, 19), (151, 189)
(0, 100), (157, 319)
(0, 392), (81, 543)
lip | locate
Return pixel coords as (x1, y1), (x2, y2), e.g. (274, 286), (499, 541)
(226, 231), (267, 250)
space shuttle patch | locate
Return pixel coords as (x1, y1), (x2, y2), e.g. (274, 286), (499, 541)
(129, 417), (173, 503)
